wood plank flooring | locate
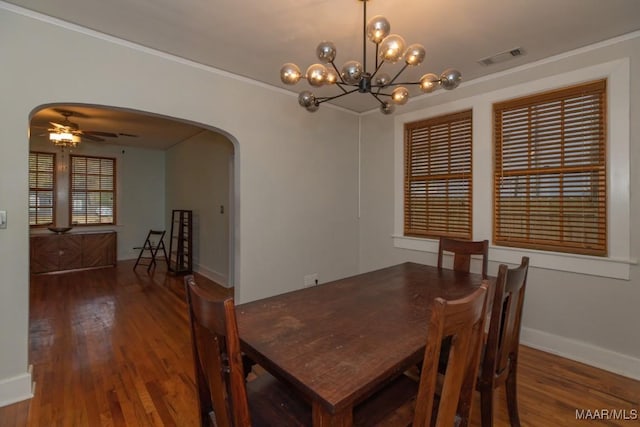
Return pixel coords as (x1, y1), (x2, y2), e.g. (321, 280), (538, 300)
(0, 260), (638, 426)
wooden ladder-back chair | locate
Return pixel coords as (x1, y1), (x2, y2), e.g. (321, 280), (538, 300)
(437, 237), (489, 279)
(184, 275), (310, 427)
(478, 257), (529, 427)
(414, 282), (489, 427)
(354, 283), (489, 427)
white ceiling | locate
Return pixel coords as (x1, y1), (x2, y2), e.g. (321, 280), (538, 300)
(9, 0), (640, 149)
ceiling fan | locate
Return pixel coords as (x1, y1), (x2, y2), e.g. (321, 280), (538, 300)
(46, 110), (138, 142)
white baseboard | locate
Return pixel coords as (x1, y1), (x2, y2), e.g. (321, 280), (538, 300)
(0, 367), (33, 408)
(195, 264), (229, 288)
(521, 327), (640, 380)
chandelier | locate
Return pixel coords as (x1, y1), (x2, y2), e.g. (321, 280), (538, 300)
(280, 0), (462, 114)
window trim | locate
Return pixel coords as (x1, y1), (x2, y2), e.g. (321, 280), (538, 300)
(393, 58), (631, 280)
(69, 154), (117, 226)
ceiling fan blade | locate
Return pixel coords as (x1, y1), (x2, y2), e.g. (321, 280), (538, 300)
(50, 122), (66, 129)
(118, 132), (139, 138)
(54, 108), (90, 119)
(83, 130), (119, 138)
(81, 133), (105, 142)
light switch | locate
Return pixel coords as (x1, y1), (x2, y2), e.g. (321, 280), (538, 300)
(0, 210), (6, 229)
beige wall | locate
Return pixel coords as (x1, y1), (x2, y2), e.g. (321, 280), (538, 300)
(0, 6), (360, 405)
(165, 130), (233, 285)
(358, 34), (640, 378)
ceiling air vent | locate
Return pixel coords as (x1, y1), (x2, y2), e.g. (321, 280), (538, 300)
(478, 48), (524, 66)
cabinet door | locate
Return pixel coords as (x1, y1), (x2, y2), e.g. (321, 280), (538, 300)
(30, 236), (59, 274)
(58, 235), (83, 270)
(82, 233), (116, 268)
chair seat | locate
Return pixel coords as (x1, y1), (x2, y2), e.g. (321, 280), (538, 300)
(247, 372), (312, 427)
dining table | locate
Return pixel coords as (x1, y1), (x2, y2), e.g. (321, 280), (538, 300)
(236, 262), (490, 426)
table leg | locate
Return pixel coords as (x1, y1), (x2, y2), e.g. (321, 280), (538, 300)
(312, 401), (352, 427)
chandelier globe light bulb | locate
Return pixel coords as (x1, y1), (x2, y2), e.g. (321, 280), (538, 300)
(316, 41), (337, 63)
(306, 64), (328, 87)
(419, 73), (440, 93)
(366, 15), (390, 43)
(280, 63), (302, 85)
(379, 34), (406, 63)
(405, 44), (426, 66)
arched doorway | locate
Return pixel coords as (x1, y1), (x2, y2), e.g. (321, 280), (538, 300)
(29, 103), (237, 287)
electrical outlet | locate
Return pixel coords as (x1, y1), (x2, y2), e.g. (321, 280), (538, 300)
(304, 273), (318, 287)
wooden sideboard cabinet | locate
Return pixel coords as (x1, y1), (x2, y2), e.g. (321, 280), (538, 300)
(30, 231), (117, 274)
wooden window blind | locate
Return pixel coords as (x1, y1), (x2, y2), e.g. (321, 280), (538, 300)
(493, 79), (607, 256)
(29, 151), (56, 226)
(404, 110), (473, 239)
(70, 155), (116, 225)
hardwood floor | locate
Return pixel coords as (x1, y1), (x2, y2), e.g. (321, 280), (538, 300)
(0, 260), (638, 426)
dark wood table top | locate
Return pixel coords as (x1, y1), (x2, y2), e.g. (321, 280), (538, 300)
(236, 262), (488, 424)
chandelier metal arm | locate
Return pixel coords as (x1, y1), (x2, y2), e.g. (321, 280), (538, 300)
(316, 87), (361, 104)
(383, 80), (439, 90)
(369, 59), (385, 82)
(335, 82), (350, 94)
(370, 92), (389, 106)
(329, 61), (350, 90)
(387, 63), (409, 87)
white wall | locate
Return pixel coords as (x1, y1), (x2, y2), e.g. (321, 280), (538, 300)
(166, 130), (233, 285)
(0, 5), (360, 406)
(117, 146), (167, 259)
(358, 34), (640, 379)
(29, 138), (166, 261)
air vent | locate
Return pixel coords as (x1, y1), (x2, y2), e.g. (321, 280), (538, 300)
(478, 48), (525, 66)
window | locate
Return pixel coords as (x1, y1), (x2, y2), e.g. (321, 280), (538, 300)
(493, 79), (606, 256)
(70, 155), (116, 225)
(404, 110), (472, 239)
(29, 151), (56, 226)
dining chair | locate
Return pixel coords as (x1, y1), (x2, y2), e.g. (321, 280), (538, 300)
(354, 282), (489, 427)
(184, 275), (311, 427)
(477, 257), (529, 427)
(437, 237), (489, 279)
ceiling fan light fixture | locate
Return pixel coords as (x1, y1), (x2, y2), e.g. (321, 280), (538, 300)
(280, 0), (462, 113)
(50, 131), (81, 148)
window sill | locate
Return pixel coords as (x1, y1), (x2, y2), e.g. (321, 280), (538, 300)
(391, 235), (634, 280)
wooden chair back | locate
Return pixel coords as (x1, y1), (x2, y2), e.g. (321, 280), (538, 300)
(413, 282), (489, 427)
(185, 275), (250, 427)
(437, 237), (489, 278)
(477, 257), (529, 426)
(483, 257), (529, 384)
